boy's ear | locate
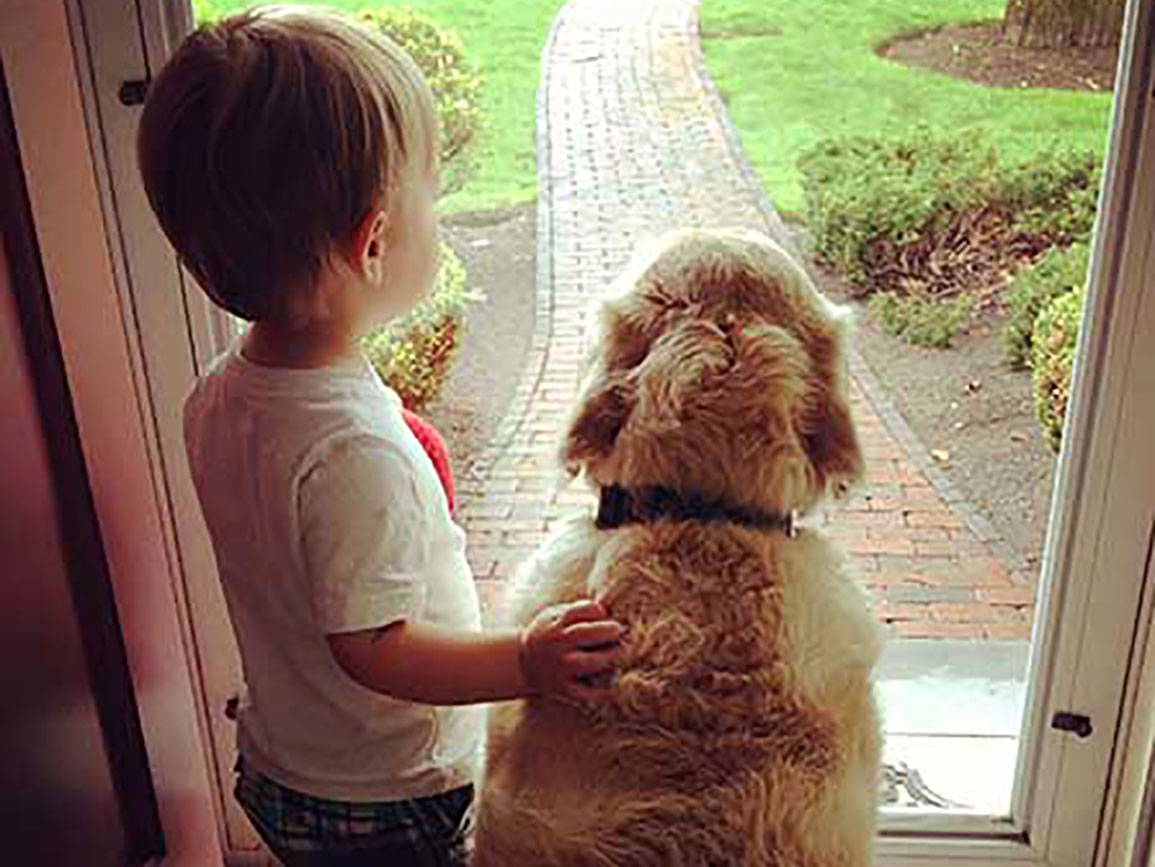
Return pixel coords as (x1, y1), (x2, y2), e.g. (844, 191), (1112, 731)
(350, 207), (390, 283)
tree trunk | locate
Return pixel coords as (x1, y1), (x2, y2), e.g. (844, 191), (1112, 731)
(1003, 0), (1125, 48)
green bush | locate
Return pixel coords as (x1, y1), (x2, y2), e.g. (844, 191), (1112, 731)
(798, 130), (999, 286)
(1004, 241), (1090, 369)
(363, 243), (480, 409)
(191, 0), (230, 22)
(1031, 287), (1084, 452)
(359, 7), (483, 193)
(798, 131), (1101, 294)
(1002, 149), (1101, 242)
(868, 292), (973, 349)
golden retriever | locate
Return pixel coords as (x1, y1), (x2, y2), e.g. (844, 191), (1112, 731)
(472, 228), (884, 867)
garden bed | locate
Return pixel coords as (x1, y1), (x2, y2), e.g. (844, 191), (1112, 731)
(805, 239), (1056, 578)
(700, 0), (1113, 215)
(878, 22), (1118, 92)
(702, 0), (1114, 580)
(782, 126), (1096, 580)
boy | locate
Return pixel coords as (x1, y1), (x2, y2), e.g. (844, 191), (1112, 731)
(137, 7), (623, 865)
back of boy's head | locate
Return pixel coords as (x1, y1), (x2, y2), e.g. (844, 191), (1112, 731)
(137, 6), (436, 321)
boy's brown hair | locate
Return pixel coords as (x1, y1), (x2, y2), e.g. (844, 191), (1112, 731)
(137, 6), (437, 321)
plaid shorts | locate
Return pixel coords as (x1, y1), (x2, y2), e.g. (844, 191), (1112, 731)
(234, 757), (473, 866)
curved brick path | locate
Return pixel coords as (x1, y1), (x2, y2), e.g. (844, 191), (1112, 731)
(455, 0), (1035, 641)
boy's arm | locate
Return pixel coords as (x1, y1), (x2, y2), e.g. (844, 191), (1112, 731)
(327, 600), (623, 705)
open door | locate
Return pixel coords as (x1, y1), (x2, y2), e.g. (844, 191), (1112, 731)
(63, 0), (1155, 863)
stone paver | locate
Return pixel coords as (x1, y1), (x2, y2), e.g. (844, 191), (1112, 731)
(455, 0), (1035, 641)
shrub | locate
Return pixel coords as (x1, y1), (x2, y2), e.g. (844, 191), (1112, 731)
(1004, 241), (1090, 369)
(1031, 287), (1084, 452)
(868, 292), (973, 349)
(191, 0), (230, 22)
(1002, 149), (1101, 242)
(798, 129), (999, 287)
(798, 131), (1101, 299)
(359, 7), (483, 193)
(363, 243), (480, 409)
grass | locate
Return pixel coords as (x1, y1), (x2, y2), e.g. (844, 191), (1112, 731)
(197, 1), (565, 213)
(700, 0), (1114, 216)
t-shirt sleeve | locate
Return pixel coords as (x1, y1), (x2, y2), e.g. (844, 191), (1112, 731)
(298, 435), (432, 634)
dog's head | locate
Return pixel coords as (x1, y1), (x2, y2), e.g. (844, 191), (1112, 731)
(561, 228), (863, 516)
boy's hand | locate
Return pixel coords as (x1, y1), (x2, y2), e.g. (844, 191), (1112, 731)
(519, 600), (625, 703)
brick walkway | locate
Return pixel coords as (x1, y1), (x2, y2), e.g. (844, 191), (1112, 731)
(455, 0), (1036, 641)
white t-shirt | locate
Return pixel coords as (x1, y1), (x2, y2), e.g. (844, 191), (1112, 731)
(183, 339), (483, 802)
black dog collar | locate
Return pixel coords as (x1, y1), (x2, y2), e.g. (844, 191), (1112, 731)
(596, 484), (796, 536)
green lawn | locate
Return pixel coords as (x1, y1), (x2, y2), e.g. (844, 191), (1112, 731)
(700, 0), (1114, 216)
(196, 1), (565, 213)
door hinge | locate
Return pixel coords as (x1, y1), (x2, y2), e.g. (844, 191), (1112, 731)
(118, 78), (150, 106)
(1051, 711), (1093, 738)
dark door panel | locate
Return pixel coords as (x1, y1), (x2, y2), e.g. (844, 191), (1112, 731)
(0, 58), (162, 866)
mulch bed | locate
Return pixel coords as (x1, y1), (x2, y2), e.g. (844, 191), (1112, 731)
(878, 22), (1118, 92)
(802, 235), (1056, 581)
(855, 206), (1056, 313)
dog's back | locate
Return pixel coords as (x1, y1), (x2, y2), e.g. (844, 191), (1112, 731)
(474, 518), (882, 867)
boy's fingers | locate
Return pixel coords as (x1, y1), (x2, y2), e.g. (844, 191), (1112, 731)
(563, 648), (621, 677)
(562, 621), (624, 648)
(557, 600), (608, 627)
(536, 603), (571, 623)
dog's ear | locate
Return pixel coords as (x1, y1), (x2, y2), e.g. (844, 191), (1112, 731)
(804, 387), (863, 490)
(799, 318), (864, 490)
(561, 370), (635, 474)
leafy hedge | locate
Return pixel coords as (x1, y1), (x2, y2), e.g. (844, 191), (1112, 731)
(798, 130), (1099, 351)
(1004, 241), (1090, 369)
(868, 292), (973, 349)
(363, 243), (480, 409)
(798, 131), (998, 287)
(798, 130), (1099, 296)
(1001, 153), (1100, 241)
(1031, 287), (1084, 452)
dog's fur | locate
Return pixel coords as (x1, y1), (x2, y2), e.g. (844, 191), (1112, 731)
(472, 229), (884, 867)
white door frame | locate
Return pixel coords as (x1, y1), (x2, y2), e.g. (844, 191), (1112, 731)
(58, 0), (259, 855)
(1017, 1), (1155, 863)
(16, 0), (1155, 862)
